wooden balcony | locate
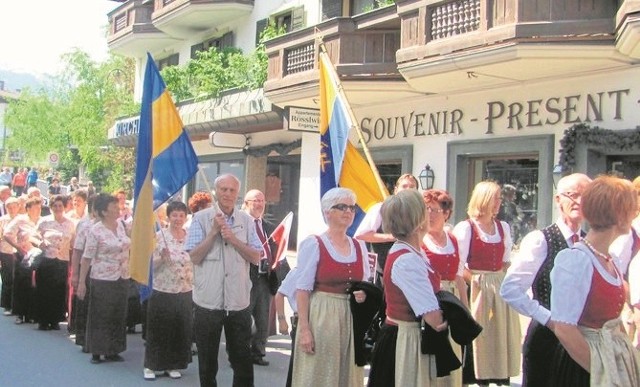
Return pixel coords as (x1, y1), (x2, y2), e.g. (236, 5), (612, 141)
(395, 0), (631, 94)
(152, 0), (254, 38)
(265, 6), (416, 108)
(107, 0), (179, 57)
(616, 0), (640, 59)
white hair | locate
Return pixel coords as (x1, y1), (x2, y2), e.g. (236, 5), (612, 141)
(321, 187), (356, 214)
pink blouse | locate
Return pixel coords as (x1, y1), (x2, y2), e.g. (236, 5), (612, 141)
(83, 221), (130, 281)
(152, 229), (193, 294)
(4, 214), (41, 254)
(0, 214), (17, 254)
(38, 216), (75, 261)
(73, 218), (96, 251)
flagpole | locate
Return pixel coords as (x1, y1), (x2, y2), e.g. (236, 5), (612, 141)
(197, 166), (222, 214)
(317, 41), (388, 199)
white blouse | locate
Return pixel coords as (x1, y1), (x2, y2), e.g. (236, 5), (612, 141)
(550, 243), (622, 326)
(295, 234), (370, 291)
(389, 242), (440, 316)
(422, 233), (465, 276)
(452, 219), (512, 266)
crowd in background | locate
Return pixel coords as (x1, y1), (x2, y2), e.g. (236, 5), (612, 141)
(1, 167), (640, 387)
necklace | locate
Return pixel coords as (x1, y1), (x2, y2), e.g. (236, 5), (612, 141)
(396, 240), (422, 255)
(426, 231), (448, 248)
(582, 238), (612, 262)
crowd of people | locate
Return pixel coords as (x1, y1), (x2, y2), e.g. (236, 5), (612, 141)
(1, 167), (640, 387)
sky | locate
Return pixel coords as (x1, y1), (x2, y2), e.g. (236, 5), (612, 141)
(0, 1), (118, 75)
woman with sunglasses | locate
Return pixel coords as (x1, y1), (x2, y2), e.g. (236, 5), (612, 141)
(452, 180), (520, 386)
(292, 187), (370, 387)
(549, 175), (640, 385)
(421, 189), (468, 386)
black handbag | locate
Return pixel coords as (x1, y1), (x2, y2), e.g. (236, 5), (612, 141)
(267, 259), (291, 295)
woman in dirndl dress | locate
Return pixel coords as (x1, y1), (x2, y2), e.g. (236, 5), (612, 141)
(550, 175), (640, 386)
(367, 189), (447, 387)
(421, 189), (468, 386)
(452, 180), (521, 385)
(292, 187), (370, 387)
(143, 201), (193, 380)
(76, 193), (130, 364)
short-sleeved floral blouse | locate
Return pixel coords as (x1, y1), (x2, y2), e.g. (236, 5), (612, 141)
(83, 221), (131, 281)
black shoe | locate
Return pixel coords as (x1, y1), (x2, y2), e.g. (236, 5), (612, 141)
(127, 326), (136, 334)
(105, 354), (124, 362)
(37, 324), (50, 331)
(90, 355), (102, 364)
(252, 357), (269, 366)
(50, 323), (60, 330)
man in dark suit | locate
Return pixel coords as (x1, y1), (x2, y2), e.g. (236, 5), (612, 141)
(243, 189), (278, 366)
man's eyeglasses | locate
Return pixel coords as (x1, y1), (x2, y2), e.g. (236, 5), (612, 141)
(560, 191), (581, 201)
(426, 207), (444, 213)
(331, 203), (357, 213)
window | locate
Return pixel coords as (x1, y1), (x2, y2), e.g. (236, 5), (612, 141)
(275, 12), (293, 32)
(447, 135), (555, 248)
(322, 0), (344, 20)
(190, 32), (234, 59)
(351, 0), (375, 15)
(157, 54), (179, 70)
(473, 157), (539, 245)
(349, 0), (394, 15)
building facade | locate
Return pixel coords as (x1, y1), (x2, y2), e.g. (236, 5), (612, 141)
(107, 0), (640, 248)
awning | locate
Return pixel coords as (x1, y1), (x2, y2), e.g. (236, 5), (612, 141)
(108, 88), (283, 147)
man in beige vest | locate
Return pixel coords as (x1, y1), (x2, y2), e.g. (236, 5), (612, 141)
(186, 174), (261, 387)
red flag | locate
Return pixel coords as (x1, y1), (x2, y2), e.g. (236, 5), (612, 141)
(269, 211), (293, 269)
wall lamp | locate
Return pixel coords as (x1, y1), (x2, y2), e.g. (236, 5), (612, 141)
(419, 164), (435, 190)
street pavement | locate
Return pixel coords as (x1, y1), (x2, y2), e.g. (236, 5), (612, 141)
(0, 287), (524, 387)
(0, 309), (524, 387)
(0, 314), (294, 387)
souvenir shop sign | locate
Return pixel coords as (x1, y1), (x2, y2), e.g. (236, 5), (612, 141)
(359, 88), (631, 143)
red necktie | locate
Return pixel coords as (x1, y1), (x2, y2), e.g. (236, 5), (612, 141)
(255, 219), (272, 262)
(571, 234), (580, 244)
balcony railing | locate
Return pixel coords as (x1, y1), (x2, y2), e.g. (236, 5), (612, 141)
(108, 0), (156, 40)
(265, 7), (401, 96)
(396, 0), (618, 63)
(107, 0), (172, 56)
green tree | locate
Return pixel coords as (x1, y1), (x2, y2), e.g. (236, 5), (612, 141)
(4, 50), (137, 193)
(161, 22), (285, 102)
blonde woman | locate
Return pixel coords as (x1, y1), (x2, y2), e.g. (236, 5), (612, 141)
(452, 181), (520, 385)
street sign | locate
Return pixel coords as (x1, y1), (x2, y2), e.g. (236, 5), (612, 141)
(48, 152), (59, 167)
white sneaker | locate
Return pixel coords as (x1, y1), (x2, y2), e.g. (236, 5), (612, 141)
(143, 368), (156, 380)
(166, 370), (181, 379)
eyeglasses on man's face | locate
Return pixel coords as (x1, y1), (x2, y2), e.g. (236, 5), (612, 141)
(560, 191), (581, 201)
(331, 203), (357, 213)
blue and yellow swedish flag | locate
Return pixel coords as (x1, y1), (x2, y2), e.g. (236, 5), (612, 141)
(130, 52), (198, 285)
(319, 51), (388, 235)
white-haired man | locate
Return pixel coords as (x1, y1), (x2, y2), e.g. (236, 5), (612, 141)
(186, 174), (261, 387)
(501, 173), (592, 387)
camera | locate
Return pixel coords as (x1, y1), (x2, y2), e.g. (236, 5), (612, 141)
(258, 258), (269, 274)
